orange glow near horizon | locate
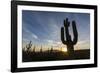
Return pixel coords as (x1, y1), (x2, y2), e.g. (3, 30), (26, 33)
(61, 47), (67, 52)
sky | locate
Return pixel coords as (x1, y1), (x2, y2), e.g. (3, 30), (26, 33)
(22, 10), (90, 52)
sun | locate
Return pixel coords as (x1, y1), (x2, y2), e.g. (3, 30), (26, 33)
(62, 47), (67, 52)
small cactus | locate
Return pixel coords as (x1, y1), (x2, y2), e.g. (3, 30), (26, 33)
(26, 41), (32, 51)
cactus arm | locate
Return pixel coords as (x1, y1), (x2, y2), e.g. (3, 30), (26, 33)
(64, 19), (71, 42)
(61, 27), (68, 44)
(72, 21), (78, 45)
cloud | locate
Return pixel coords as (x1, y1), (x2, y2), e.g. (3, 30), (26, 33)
(23, 38), (29, 42)
(25, 29), (30, 33)
(77, 40), (90, 45)
(46, 40), (53, 43)
(75, 40), (90, 50)
(31, 34), (38, 39)
(46, 39), (62, 47)
(56, 42), (62, 45)
(23, 27), (38, 40)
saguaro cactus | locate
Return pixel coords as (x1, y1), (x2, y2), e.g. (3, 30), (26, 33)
(61, 18), (78, 56)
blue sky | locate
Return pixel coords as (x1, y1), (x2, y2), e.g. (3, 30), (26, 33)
(22, 10), (90, 51)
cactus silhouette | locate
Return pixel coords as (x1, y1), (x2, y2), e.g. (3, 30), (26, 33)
(26, 41), (32, 51)
(61, 18), (78, 56)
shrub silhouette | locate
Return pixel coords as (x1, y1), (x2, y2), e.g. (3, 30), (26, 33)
(26, 41), (32, 51)
(61, 18), (78, 56)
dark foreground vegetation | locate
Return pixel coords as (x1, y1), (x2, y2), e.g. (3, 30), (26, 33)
(22, 49), (90, 62)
